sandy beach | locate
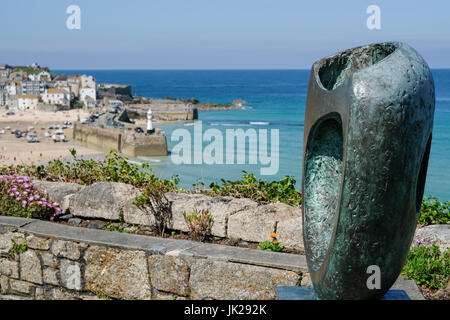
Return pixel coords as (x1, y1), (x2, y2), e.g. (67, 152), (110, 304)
(0, 109), (103, 166)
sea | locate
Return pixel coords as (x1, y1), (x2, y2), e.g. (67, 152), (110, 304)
(55, 69), (450, 201)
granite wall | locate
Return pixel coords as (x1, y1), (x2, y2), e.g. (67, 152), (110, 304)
(0, 217), (307, 300)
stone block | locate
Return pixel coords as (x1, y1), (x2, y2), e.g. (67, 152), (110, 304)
(51, 239), (81, 260)
(9, 279), (34, 295)
(20, 250), (43, 285)
(70, 182), (140, 220)
(413, 225), (450, 252)
(148, 255), (190, 296)
(276, 216), (304, 252)
(35, 287), (45, 300)
(0, 258), (19, 278)
(84, 245), (152, 300)
(166, 192), (258, 237)
(60, 259), (82, 291)
(0, 275), (9, 294)
(228, 203), (301, 243)
(122, 201), (155, 227)
(25, 235), (51, 251)
(32, 180), (85, 214)
(190, 259), (301, 300)
(43, 267), (59, 286)
(39, 251), (58, 268)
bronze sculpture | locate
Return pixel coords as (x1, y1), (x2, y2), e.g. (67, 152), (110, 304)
(302, 42), (435, 299)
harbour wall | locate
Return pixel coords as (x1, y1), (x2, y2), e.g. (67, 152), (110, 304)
(73, 123), (168, 157)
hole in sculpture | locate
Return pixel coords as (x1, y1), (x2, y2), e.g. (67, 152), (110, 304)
(304, 113), (343, 272)
(415, 135), (432, 213)
(318, 43), (397, 91)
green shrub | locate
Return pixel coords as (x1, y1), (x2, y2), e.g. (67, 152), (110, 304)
(419, 196), (450, 226)
(1, 149), (179, 190)
(205, 171), (302, 206)
(134, 184), (173, 236)
(182, 208), (213, 242)
(401, 245), (450, 289)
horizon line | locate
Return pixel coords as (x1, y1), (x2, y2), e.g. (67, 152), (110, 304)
(51, 67), (450, 71)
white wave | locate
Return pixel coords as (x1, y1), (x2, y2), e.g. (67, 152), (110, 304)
(249, 121), (270, 125)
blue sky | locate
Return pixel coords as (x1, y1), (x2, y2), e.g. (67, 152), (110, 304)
(0, 0), (449, 69)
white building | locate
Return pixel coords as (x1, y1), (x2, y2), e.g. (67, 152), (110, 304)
(81, 75), (96, 89)
(37, 71), (51, 81)
(21, 81), (46, 95)
(42, 88), (71, 108)
(67, 76), (81, 98)
(108, 99), (124, 108)
(18, 94), (39, 110)
(80, 86), (96, 106)
(6, 81), (20, 95)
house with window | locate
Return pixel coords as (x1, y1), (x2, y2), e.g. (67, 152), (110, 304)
(80, 85), (97, 107)
(37, 71), (51, 81)
(67, 76), (81, 98)
(6, 81), (20, 95)
(21, 80), (47, 95)
(18, 94), (39, 110)
(0, 65), (11, 79)
(81, 75), (96, 89)
(42, 88), (71, 108)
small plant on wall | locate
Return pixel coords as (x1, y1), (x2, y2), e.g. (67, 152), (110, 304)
(259, 233), (284, 252)
(134, 185), (172, 237)
(0, 174), (62, 220)
(183, 208), (213, 242)
(8, 239), (28, 257)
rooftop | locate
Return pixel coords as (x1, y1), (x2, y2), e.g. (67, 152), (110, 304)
(19, 94), (39, 99)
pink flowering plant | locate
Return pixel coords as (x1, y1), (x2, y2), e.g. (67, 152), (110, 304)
(0, 175), (62, 220)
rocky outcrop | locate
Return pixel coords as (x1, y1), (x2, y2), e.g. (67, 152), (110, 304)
(228, 202), (302, 243)
(413, 225), (450, 252)
(69, 182), (140, 221)
(28, 180), (304, 251)
(32, 181), (85, 214)
(165, 192), (259, 237)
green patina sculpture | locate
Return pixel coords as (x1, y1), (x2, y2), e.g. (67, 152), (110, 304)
(302, 42), (435, 299)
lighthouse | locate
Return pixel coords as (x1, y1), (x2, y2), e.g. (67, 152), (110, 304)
(147, 109), (154, 134)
